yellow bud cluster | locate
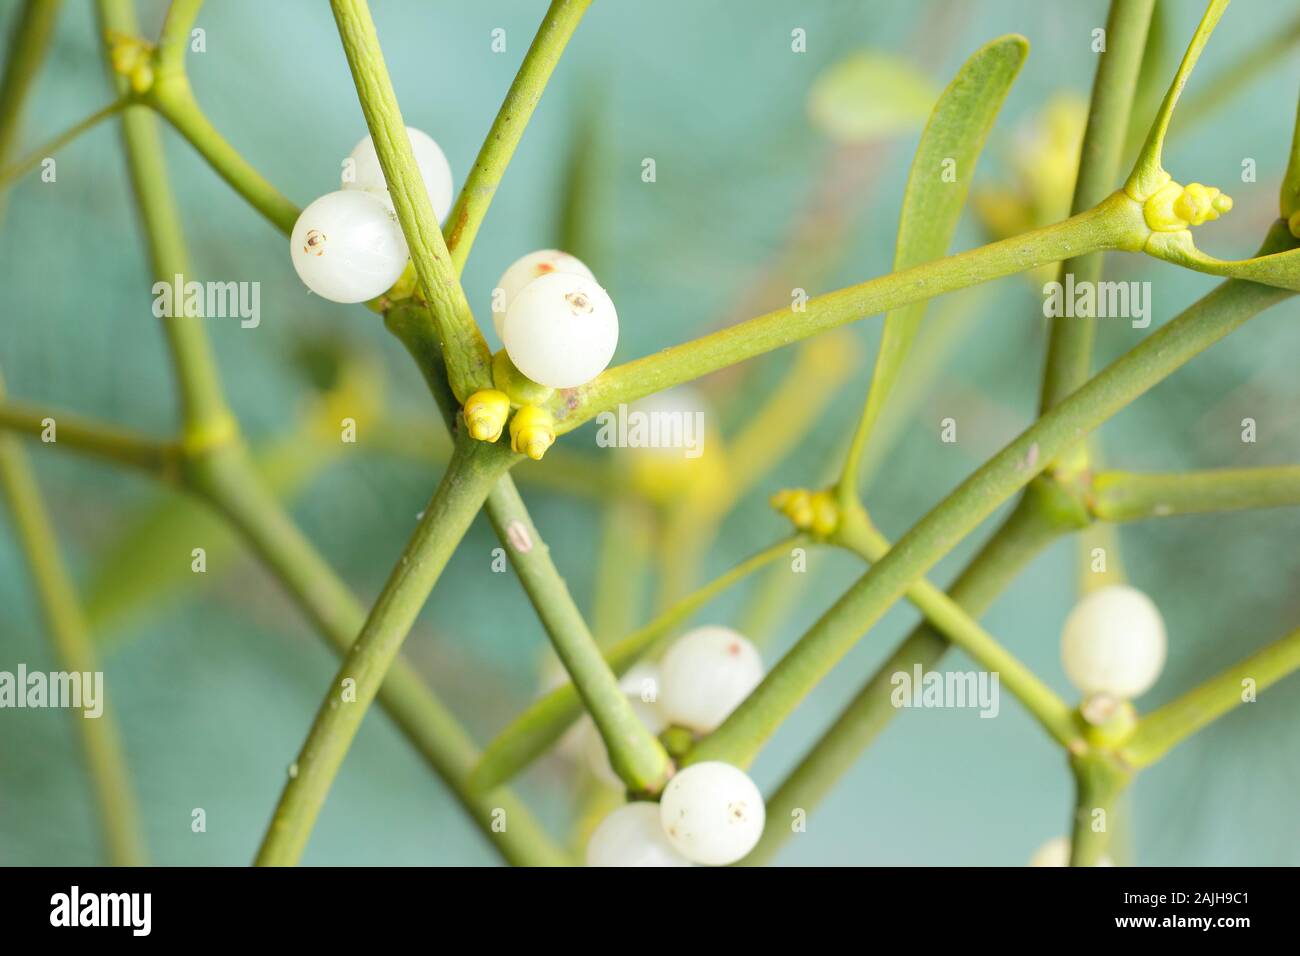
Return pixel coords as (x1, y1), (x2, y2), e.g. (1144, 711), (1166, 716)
(106, 31), (155, 95)
(770, 488), (838, 537)
(1143, 180), (1232, 232)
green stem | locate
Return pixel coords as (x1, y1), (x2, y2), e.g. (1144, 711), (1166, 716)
(330, 0), (491, 402)
(191, 440), (567, 866)
(747, 492), (1066, 865)
(1178, 8), (1300, 133)
(386, 300), (672, 793)
(156, 0), (203, 75)
(0, 0), (60, 168)
(0, 5), (143, 865)
(1125, 0), (1230, 200)
(471, 536), (801, 792)
(255, 436), (514, 866)
(835, 507), (1080, 749)
(150, 78), (298, 235)
(149, 0), (299, 233)
(97, 0), (232, 445)
(1039, 0), (1155, 416)
(0, 97), (126, 186)
(484, 477), (672, 793)
(445, 0), (592, 270)
(0, 399), (146, 866)
(1091, 465), (1300, 522)
(1144, 230), (1300, 292)
(1121, 626), (1300, 768)
(687, 224), (1296, 771)
(554, 194), (1147, 435)
(1069, 753), (1131, 866)
(0, 401), (179, 478)
(100, 0), (566, 866)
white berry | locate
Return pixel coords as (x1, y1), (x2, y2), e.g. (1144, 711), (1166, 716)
(586, 802), (692, 867)
(491, 249), (595, 340)
(502, 272), (618, 389)
(1029, 836), (1113, 867)
(659, 761), (765, 866)
(658, 626), (763, 733)
(290, 190), (409, 303)
(344, 126), (454, 223)
(1061, 584), (1166, 699)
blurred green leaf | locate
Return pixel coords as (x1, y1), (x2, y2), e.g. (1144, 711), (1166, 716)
(807, 52), (938, 143)
(86, 430), (338, 640)
(556, 85), (613, 277)
(847, 35), (1028, 482)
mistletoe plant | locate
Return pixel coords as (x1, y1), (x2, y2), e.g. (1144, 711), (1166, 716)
(1, 0), (1299, 866)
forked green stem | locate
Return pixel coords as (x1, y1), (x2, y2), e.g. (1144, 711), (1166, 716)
(688, 224), (1296, 772)
(255, 437), (514, 865)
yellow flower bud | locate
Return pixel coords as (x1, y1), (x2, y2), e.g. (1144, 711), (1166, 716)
(808, 490), (840, 537)
(1288, 210), (1300, 240)
(786, 490), (815, 528)
(463, 389), (510, 443)
(1172, 182), (1230, 226)
(1143, 180), (1232, 232)
(106, 32), (155, 95)
(509, 404), (556, 461)
(771, 488), (839, 537)
(129, 62), (154, 95)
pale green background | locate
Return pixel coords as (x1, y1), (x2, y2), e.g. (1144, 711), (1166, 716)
(1, 0), (1298, 866)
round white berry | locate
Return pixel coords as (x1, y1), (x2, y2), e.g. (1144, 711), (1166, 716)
(491, 249), (595, 340)
(659, 761), (765, 866)
(290, 190), (409, 303)
(344, 126), (454, 223)
(658, 626), (763, 734)
(586, 803), (692, 867)
(1028, 836), (1113, 867)
(1061, 584), (1166, 699)
(502, 272), (618, 389)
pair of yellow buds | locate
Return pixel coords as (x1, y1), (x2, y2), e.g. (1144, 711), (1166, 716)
(1142, 180), (1233, 232)
(770, 488), (839, 537)
(106, 31), (155, 95)
(463, 390), (554, 460)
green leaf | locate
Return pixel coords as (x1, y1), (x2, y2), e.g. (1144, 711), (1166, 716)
(1281, 92), (1300, 222)
(842, 34), (1028, 493)
(807, 53), (938, 143)
(555, 86), (613, 277)
(86, 430), (336, 639)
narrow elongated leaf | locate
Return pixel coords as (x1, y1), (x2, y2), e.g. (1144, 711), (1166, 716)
(847, 35), (1028, 479)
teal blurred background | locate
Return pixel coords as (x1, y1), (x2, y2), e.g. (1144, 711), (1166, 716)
(1, 0), (1298, 866)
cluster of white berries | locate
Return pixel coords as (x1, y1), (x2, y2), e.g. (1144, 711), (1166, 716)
(290, 126), (453, 304)
(579, 626), (768, 866)
(491, 249), (618, 389)
(588, 762), (766, 867)
(1060, 584), (1167, 702)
